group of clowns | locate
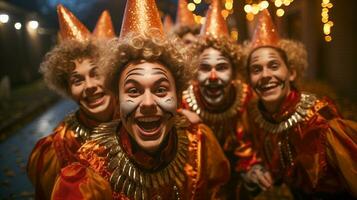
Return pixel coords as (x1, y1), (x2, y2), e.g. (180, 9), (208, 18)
(26, 0), (357, 199)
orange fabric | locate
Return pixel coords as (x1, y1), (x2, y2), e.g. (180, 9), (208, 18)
(250, 92), (357, 197)
(51, 162), (113, 200)
(72, 122), (229, 199)
(27, 122), (80, 199)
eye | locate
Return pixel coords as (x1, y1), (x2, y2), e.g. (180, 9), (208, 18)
(250, 65), (262, 74)
(70, 77), (84, 86)
(155, 86), (168, 97)
(268, 61), (280, 70)
(216, 64), (229, 71)
(127, 87), (140, 97)
(199, 64), (211, 72)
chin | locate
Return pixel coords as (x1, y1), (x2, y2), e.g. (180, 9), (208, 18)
(134, 132), (165, 153)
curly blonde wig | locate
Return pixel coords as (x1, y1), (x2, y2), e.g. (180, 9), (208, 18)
(99, 28), (192, 98)
(171, 24), (201, 38)
(243, 39), (308, 86)
(39, 39), (103, 97)
(191, 34), (243, 78)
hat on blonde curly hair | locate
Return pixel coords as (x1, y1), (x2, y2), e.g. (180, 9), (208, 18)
(99, 0), (191, 98)
(243, 9), (307, 84)
(39, 5), (115, 97)
(191, 0), (242, 77)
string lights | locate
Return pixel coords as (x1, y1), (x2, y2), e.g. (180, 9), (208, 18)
(321, 0), (333, 42)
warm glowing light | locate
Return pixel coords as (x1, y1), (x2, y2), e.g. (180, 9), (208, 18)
(28, 20), (39, 30)
(193, 0), (201, 4)
(14, 22), (22, 30)
(275, 0), (283, 7)
(200, 17), (206, 25)
(188, 3), (196, 11)
(327, 21), (334, 27)
(276, 8), (285, 17)
(225, 1), (233, 10)
(246, 13), (254, 21)
(0, 14), (9, 23)
(260, 1), (269, 9)
(323, 24), (331, 35)
(327, 3), (333, 8)
(230, 30), (238, 41)
(251, 4), (260, 14)
(221, 9), (229, 19)
(322, 0), (330, 4)
(325, 35), (332, 42)
(244, 4), (252, 13)
(283, 0), (291, 6)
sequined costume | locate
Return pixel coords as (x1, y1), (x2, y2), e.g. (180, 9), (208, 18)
(51, 117), (230, 200)
(249, 89), (357, 199)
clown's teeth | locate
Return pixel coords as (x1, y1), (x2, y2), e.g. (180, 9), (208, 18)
(137, 117), (160, 122)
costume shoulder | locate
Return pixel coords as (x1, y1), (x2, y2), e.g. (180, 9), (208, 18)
(51, 162), (113, 200)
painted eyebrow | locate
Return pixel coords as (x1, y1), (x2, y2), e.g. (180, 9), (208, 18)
(153, 77), (170, 86)
(152, 67), (169, 79)
(124, 78), (140, 86)
(124, 68), (145, 82)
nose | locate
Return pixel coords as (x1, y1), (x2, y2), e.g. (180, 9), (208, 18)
(209, 69), (218, 81)
(84, 78), (97, 95)
(261, 67), (272, 78)
(140, 90), (157, 115)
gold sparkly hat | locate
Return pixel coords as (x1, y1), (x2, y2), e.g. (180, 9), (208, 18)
(176, 0), (196, 27)
(57, 4), (90, 42)
(163, 15), (174, 33)
(93, 10), (116, 38)
(251, 9), (279, 49)
(200, 0), (229, 38)
(119, 0), (165, 39)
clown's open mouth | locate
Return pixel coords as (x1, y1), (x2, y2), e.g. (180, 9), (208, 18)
(257, 82), (282, 93)
(85, 92), (105, 107)
(205, 84), (224, 97)
(136, 117), (162, 133)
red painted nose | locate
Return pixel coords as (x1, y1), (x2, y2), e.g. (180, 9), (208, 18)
(209, 70), (218, 81)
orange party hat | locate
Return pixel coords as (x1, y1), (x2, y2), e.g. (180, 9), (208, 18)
(251, 9), (280, 49)
(119, 0), (164, 39)
(93, 10), (116, 38)
(163, 15), (174, 33)
(200, 0), (229, 38)
(176, 0), (196, 27)
(57, 4), (90, 42)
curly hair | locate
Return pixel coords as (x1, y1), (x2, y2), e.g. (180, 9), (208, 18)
(98, 28), (192, 99)
(39, 39), (103, 97)
(171, 24), (201, 38)
(243, 39), (308, 86)
(191, 34), (243, 78)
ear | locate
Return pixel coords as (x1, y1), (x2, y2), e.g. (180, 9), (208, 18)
(288, 67), (297, 82)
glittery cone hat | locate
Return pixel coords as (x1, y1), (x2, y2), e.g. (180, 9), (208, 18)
(119, 0), (165, 39)
(93, 10), (116, 38)
(251, 9), (280, 49)
(176, 0), (196, 27)
(163, 15), (174, 33)
(200, 0), (229, 38)
(57, 4), (90, 42)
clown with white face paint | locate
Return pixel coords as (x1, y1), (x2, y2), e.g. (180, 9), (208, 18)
(243, 9), (357, 199)
(52, 0), (230, 199)
(27, 6), (116, 200)
(181, 0), (261, 199)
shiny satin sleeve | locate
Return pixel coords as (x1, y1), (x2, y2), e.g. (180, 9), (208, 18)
(27, 132), (62, 199)
(325, 118), (357, 197)
(235, 110), (261, 172)
(199, 123), (231, 199)
(27, 122), (81, 199)
(51, 162), (113, 200)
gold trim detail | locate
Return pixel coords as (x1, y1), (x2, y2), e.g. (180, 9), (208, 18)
(90, 118), (190, 200)
(64, 112), (91, 143)
(251, 92), (318, 134)
(182, 80), (249, 123)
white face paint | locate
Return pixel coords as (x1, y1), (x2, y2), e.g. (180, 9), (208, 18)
(118, 61), (177, 153)
(197, 47), (233, 106)
(249, 47), (296, 106)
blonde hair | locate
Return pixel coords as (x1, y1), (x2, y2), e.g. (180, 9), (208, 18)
(99, 28), (192, 98)
(39, 40), (103, 97)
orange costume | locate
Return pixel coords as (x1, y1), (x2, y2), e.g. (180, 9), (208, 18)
(246, 10), (357, 199)
(182, 0), (259, 198)
(52, 117), (229, 199)
(27, 5), (115, 200)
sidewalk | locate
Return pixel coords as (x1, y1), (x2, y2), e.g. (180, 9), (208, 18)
(0, 79), (59, 140)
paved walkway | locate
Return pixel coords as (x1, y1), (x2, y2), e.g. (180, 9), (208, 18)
(0, 99), (76, 199)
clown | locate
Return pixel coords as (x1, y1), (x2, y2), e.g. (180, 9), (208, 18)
(27, 5), (116, 199)
(50, 0), (230, 199)
(243, 9), (357, 199)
